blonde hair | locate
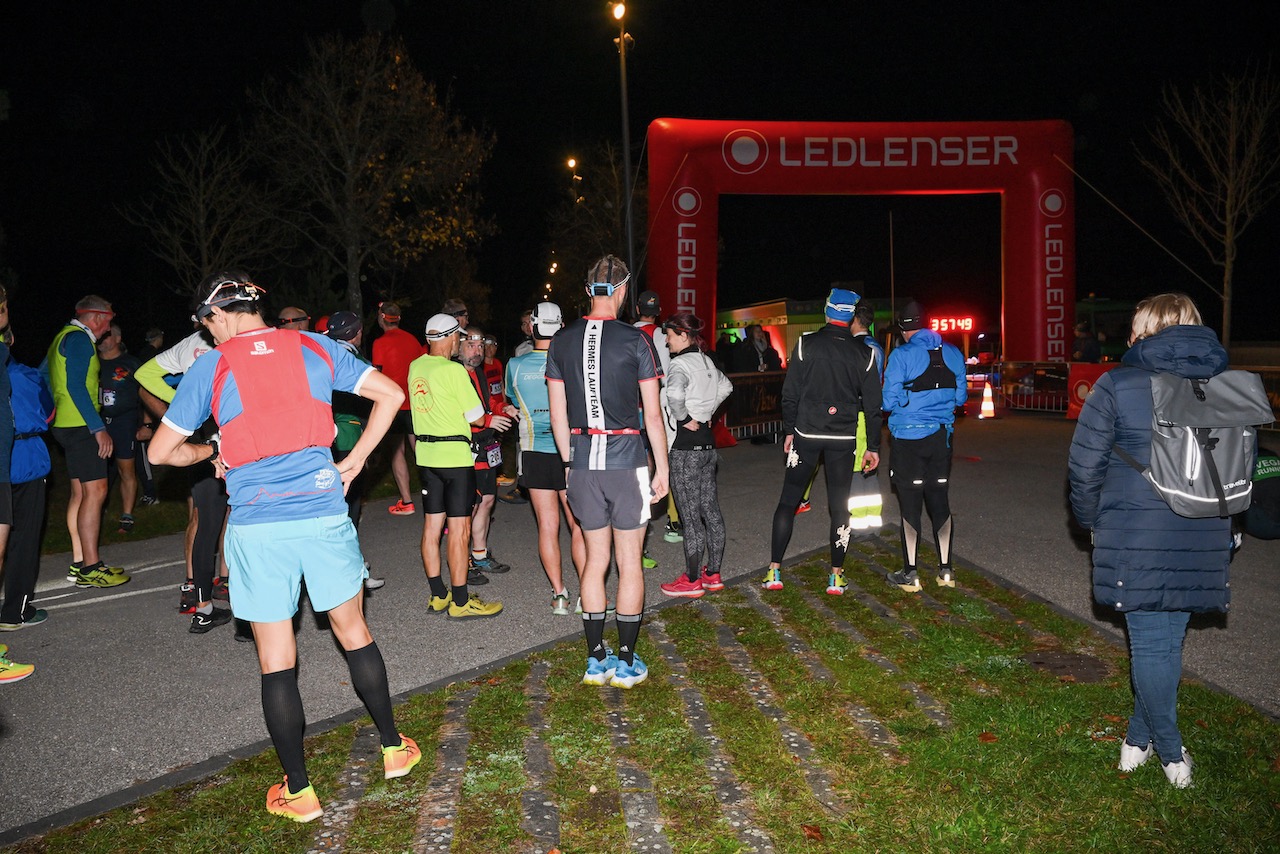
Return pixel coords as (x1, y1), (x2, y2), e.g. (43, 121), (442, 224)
(1128, 293), (1203, 345)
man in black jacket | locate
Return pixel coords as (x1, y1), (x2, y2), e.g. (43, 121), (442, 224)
(763, 287), (882, 596)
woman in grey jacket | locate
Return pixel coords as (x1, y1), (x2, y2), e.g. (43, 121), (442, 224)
(658, 313), (734, 598)
(1068, 293), (1231, 788)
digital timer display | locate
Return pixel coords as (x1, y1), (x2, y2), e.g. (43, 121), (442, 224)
(930, 317), (974, 333)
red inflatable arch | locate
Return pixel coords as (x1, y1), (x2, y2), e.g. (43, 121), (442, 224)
(645, 118), (1075, 362)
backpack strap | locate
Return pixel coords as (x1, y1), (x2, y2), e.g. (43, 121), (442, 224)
(1195, 426), (1229, 517)
(1113, 444), (1143, 473)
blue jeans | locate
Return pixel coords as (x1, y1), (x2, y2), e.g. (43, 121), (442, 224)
(1124, 609), (1191, 764)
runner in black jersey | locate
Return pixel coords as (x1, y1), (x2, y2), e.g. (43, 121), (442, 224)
(547, 255), (668, 689)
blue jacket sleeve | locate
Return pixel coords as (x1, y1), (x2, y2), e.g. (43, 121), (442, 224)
(1067, 373), (1117, 529)
(0, 345), (12, 483)
(63, 332), (105, 432)
(948, 346), (968, 408)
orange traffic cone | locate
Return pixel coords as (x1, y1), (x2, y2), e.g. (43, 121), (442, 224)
(978, 381), (997, 419)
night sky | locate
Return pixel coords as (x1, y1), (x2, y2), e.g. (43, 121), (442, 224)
(2, 1), (1278, 353)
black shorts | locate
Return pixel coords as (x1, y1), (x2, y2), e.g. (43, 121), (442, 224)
(52, 426), (109, 482)
(104, 415), (137, 461)
(388, 410), (414, 436)
(0, 485), (12, 526)
(890, 427), (953, 489)
(520, 451), (566, 491)
(474, 467), (497, 497)
(419, 465), (476, 517)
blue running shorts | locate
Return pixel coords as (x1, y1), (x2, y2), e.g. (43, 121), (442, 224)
(225, 513), (367, 622)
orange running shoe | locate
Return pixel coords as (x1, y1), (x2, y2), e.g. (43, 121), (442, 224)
(383, 734), (422, 779)
(266, 777), (323, 823)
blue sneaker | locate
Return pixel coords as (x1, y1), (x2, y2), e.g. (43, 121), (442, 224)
(582, 652), (619, 686)
(610, 656), (648, 689)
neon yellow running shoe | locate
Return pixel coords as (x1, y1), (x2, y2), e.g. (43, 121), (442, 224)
(266, 778), (323, 823)
(0, 650), (34, 684)
(642, 553), (658, 570)
(74, 564), (130, 589)
(761, 567), (783, 591)
(447, 595), (503, 620)
(383, 734), (422, 779)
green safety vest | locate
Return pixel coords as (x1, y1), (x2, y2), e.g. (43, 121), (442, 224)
(47, 323), (100, 428)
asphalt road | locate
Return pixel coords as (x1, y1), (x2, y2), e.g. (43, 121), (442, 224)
(1, 411), (1276, 839)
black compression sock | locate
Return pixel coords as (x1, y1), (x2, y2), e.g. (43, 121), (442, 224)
(452, 584), (469, 608)
(346, 642), (400, 748)
(428, 574), (448, 599)
(261, 669), (309, 791)
(616, 612), (643, 666)
(583, 611), (608, 661)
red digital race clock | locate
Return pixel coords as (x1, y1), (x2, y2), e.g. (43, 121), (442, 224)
(930, 317), (974, 333)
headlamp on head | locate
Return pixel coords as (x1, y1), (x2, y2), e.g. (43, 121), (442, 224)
(193, 279), (265, 323)
(460, 330), (485, 343)
(585, 254), (630, 297)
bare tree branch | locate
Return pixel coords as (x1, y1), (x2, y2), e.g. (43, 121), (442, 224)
(1136, 66), (1280, 346)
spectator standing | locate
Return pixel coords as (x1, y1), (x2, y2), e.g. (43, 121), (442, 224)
(149, 271), (420, 822)
(732, 324), (782, 373)
(96, 323), (144, 533)
(634, 290), (680, 551)
(1072, 321), (1102, 363)
(371, 302), (421, 516)
(657, 312), (734, 598)
(547, 255), (668, 689)
(881, 300), (967, 591)
(137, 327), (165, 361)
(763, 288), (881, 595)
(45, 295), (129, 588)
(1068, 293), (1230, 789)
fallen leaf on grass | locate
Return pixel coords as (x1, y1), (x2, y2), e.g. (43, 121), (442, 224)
(1058, 674), (1077, 683)
(978, 732), (999, 743)
(1195, 719), (1209, 729)
(801, 824), (824, 841)
(1102, 714), (1125, 723)
(432, 818), (450, 828)
(1271, 755), (1280, 773)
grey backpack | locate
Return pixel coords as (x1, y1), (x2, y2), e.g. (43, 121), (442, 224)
(1115, 371), (1275, 518)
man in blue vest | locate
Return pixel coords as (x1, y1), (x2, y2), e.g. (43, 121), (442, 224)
(149, 271), (420, 823)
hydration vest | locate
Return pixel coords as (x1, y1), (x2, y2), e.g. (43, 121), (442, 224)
(902, 347), (956, 392)
(212, 330), (337, 468)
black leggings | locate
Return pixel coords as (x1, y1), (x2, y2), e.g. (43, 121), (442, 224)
(191, 472), (228, 602)
(890, 428), (954, 571)
(669, 448), (726, 578)
(771, 436), (856, 568)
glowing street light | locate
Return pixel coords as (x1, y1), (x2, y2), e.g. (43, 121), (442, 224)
(611, 3), (636, 309)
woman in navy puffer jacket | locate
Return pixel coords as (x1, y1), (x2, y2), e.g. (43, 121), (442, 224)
(1068, 293), (1231, 789)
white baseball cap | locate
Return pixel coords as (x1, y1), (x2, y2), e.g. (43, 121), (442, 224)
(532, 301), (563, 338)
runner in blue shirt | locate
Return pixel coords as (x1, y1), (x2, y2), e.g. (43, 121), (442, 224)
(148, 271), (421, 823)
(506, 301), (583, 614)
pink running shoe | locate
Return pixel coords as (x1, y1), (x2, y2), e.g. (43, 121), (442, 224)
(660, 574), (706, 598)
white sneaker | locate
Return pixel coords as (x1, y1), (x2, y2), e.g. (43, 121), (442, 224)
(1162, 748), (1193, 788)
(1118, 740), (1153, 772)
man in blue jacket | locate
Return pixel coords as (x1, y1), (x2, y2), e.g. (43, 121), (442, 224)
(882, 302), (968, 591)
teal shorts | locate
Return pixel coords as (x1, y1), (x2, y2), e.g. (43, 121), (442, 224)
(225, 513), (367, 623)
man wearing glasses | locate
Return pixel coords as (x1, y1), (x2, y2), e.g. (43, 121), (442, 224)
(46, 295), (130, 589)
(277, 307), (311, 330)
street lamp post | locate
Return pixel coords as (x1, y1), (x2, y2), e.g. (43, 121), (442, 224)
(611, 3), (635, 311)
